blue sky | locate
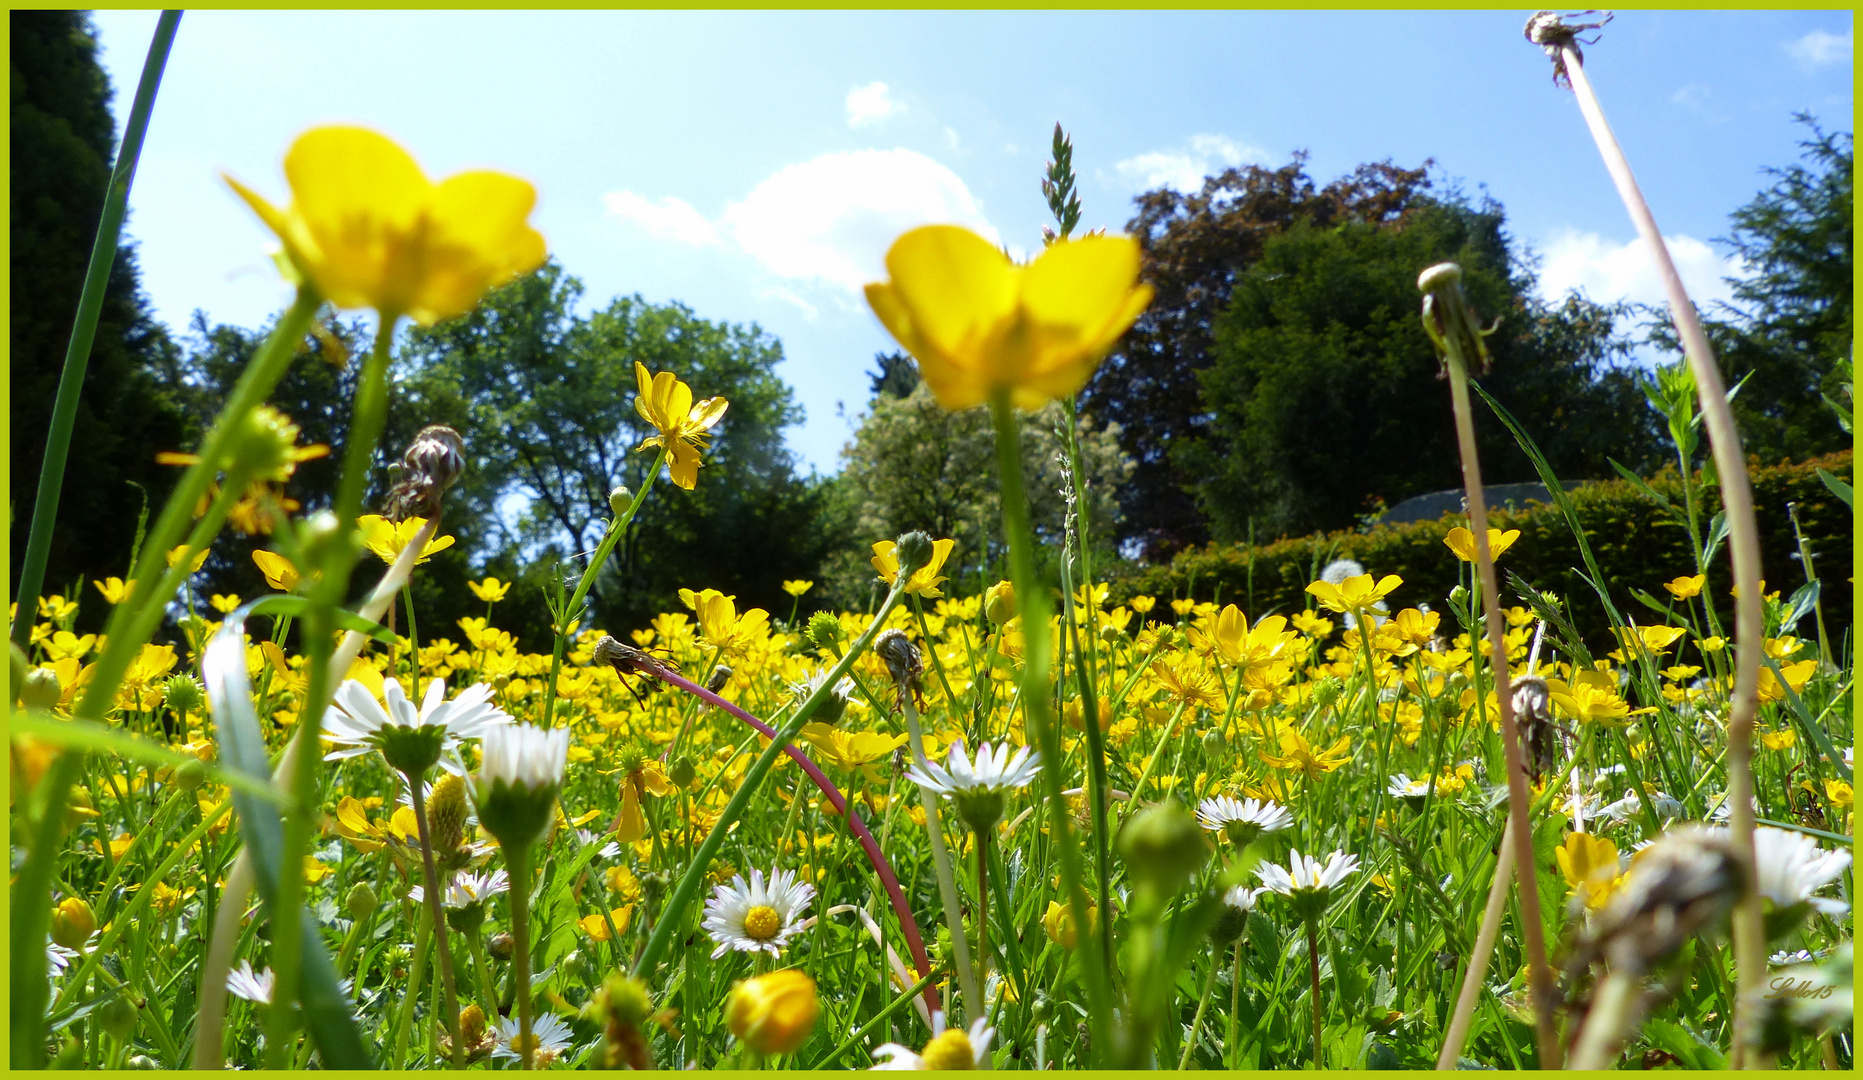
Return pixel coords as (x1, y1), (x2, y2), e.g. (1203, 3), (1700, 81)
(92, 9), (1853, 476)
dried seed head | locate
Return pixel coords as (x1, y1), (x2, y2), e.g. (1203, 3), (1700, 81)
(1524, 10), (1614, 88)
(383, 425), (466, 522)
(873, 628), (923, 706)
(1572, 824), (1743, 977)
(707, 665), (733, 694)
(1511, 676), (1558, 781)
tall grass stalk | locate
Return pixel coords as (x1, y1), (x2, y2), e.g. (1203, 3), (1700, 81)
(987, 391), (1113, 1061)
(12, 10), (180, 650)
(1418, 262), (1559, 1066)
(1535, 20), (1770, 1064)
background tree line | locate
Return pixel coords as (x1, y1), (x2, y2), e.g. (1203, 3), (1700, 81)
(13, 10), (1852, 648)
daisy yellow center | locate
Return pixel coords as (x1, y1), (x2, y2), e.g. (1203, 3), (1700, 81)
(921, 1029), (975, 1070)
(742, 904), (781, 941)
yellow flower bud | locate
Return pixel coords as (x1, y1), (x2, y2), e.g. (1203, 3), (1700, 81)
(985, 580), (1017, 626)
(724, 969), (819, 1056)
(51, 896), (96, 950)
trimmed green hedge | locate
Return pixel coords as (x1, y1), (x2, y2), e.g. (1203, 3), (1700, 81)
(1114, 451), (1853, 650)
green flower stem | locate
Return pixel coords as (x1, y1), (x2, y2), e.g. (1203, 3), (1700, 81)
(908, 596), (963, 710)
(1423, 268), (1559, 1067)
(403, 584), (422, 702)
(469, 933), (499, 1017)
(406, 769), (465, 1068)
(1553, 44), (1769, 1065)
(1227, 939), (1244, 1069)
(1177, 944), (1223, 1070)
(1305, 917), (1325, 1069)
(541, 448), (665, 730)
(1434, 815), (1516, 1069)
(12, 10), (180, 648)
(506, 845), (537, 1070)
(986, 390), (1111, 1061)
(634, 576), (910, 979)
(392, 904), (434, 1068)
(9, 749), (87, 1069)
(1058, 401), (1115, 974)
(899, 675), (982, 1022)
(266, 317), (397, 1068)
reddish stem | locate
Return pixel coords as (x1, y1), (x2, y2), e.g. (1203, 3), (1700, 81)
(642, 665), (941, 1016)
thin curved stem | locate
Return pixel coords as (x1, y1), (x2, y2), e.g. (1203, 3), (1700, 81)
(1557, 46), (1768, 1066)
(622, 661), (942, 1017)
(407, 770), (464, 1068)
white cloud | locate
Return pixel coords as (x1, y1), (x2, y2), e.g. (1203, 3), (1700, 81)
(1536, 228), (1747, 311)
(602, 149), (996, 294)
(1669, 82), (1710, 109)
(1786, 28), (1851, 68)
(721, 149), (997, 291)
(602, 191), (720, 247)
(1113, 133), (1269, 192)
(846, 81), (904, 128)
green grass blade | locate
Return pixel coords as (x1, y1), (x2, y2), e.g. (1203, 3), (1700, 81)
(203, 609), (375, 1068)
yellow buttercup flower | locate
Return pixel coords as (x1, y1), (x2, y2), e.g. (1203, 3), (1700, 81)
(166, 545), (210, 574)
(1548, 674), (1631, 726)
(1443, 526), (1520, 562)
(870, 538), (956, 597)
(1042, 898), (1098, 949)
(251, 549), (301, 592)
(468, 576), (512, 603)
(1662, 574), (1706, 599)
(92, 577), (134, 605)
(634, 363), (728, 490)
(1305, 573), (1401, 615)
(689, 592), (770, 656)
(1259, 730), (1352, 781)
(1757, 659), (1817, 703)
(864, 225), (1153, 411)
(781, 580), (814, 598)
(1555, 832), (1624, 912)
(578, 906), (635, 942)
(225, 126), (546, 324)
(358, 515), (456, 566)
(724, 969), (819, 1056)
(1609, 624), (1688, 658)
(800, 723), (907, 783)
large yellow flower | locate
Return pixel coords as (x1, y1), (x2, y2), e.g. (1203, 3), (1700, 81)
(225, 126), (546, 324)
(634, 363), (728, 490)
(864, 225), (1153, 411)
(870, 538), (956, 597)
(1211, 605), (1297, 671)
(1305, 573), (1402, 616)
(1555, 831), (1625, 912)
(1443, 526), (1520, 563)
(358, 515), (455, 565)
(1259, 730), (1353, 781)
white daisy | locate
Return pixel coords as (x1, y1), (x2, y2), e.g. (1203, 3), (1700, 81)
(1600, 789), (1683, 825)
(905, 741), (1041, 833)
(46, 941), (77, 977)
(1385, 774), (1433, 799)
(323, 676), (512, 775)
(1224, 884), (1266, 912)
(479, 723), (570, 792)
(1771, 948), (1816, 965)
(871, 1014), (995, 1070)
(1257, 849), (1360, 921)
(1195, 795), (1293, 846)
(226, 961), (275, 1004)
(493, 1011), (575, 1067)
(410, 869), (510, 909)
(703, 868), (815, 959)
(1747, 825), (1851, 916)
